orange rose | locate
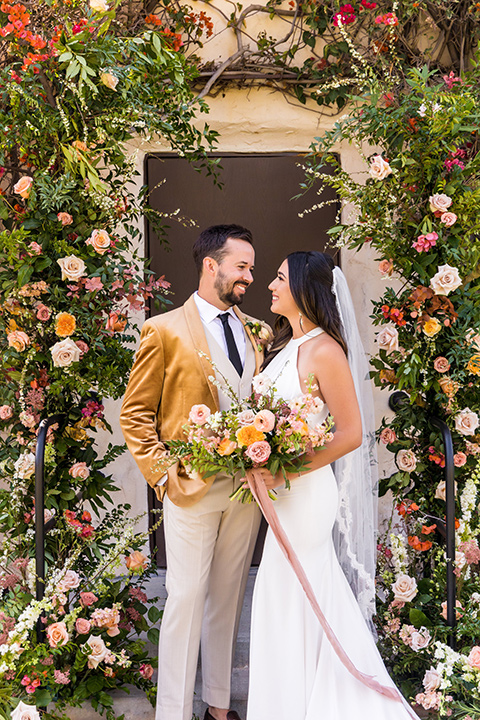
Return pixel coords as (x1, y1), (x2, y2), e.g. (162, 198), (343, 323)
(126, 550), (148, 572)
(438, 376), (459, 398)
(55, 312), (76, 337)
(13, 176), (33, 199)
(467, 355), (480, 376)
(218, 438), (237, 456)
(236, 425), (265, 446)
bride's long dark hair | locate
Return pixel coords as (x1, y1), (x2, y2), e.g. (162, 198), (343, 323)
(262, 251), (347, 369)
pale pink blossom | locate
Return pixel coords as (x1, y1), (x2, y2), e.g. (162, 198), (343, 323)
(396, 449), (417, 473)
(50, 338), (81, 367)
(13, 176), (33, 199)
(11, 701), (41, 720)
(57, 255), (87, 282)
(86, 229), (111, 255)
(91, 605), (121, 637)
(252, 373), (273, 395)
(433, 356), (450, 373)
(188, 404), (211, 425)
(369, 155), (392, 180)
(86, 635), (109, 668)
(245, 440), (271, 465)
(0, 405), (13, 420)
(378, 259), (394, 276)
(237, 409), (257, 426)
(410, 627), (431, 651)
(79, 591), (98, 607)
(84, 276), (104, 292)
(69, 462), (90, 480)
(19, 411), (36, 429)
(467, 646), (480, 668)
(57, 570), (80, 592)
(441, 599), (463, 620)
(391, 575), (417, 602)
(440, 212), (457, 227)
(7, 330), (30, 352)
(75, 618), (92, 635)
(27, 241), (42, 255)
(46, 621), (69, 648)
(57, 212), (73, 226)
(430, 264), (462, 296)
(429, 193), (452, 213)
(454, 408), (479, 436)
(253, 410), (276, 433)
(376, 326), (399, 354)
(423, 667), (441, 692)
(379, 427), (396, 444)
(453, 452), (467, 467)
(415, 692), (441, 711)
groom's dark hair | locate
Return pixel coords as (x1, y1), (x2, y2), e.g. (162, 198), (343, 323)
(193, 224), (253, 275)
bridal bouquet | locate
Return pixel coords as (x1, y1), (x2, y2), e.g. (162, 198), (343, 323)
(165, 371), (334, 502)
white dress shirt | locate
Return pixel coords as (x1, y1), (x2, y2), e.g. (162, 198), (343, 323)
(193, 291), (246, 363)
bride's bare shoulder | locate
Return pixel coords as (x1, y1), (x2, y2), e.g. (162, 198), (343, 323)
(306, 331), (347, 364)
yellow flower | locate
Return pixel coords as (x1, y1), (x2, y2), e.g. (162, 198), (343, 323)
(467, 355), (480, 376)
(236, 425), (265, 447)
(55, 312), (76, 337)
(422, 317), (442, 337)
(218, 438), (237, 456)
(438, 376), (459, 398)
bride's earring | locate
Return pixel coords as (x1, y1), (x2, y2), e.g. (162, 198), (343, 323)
(299, 312), (304, 331)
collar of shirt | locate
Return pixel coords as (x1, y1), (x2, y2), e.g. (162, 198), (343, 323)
(193, 291), (240, 327)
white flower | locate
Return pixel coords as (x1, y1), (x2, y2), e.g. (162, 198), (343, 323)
(57, 255), (87, 282)
(423, 667), (441, 692)
(252, 373), (272, 395)
(368, 155), (392, 180)
(90, 0), (108, 11)
(411, 627), (431, 652)
(86, 634), (109, 668)
(376, 325), (399, 354)
(392, 574), (418, 602)
(11, 701), (41, 720)
(429, 264), (462, 296)
(432, 103), (441, 113)
(435, 479), (457, 501)
(14, 452), (35, 479)
(50, 338), (81, 367)
(454, 408), (479, 436)
(418, 103), (427, 117)
(396, 449), (417, 473)
(429, 194), (453, 213)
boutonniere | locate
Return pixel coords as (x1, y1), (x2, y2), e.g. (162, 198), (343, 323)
(245, 320), (272, 352)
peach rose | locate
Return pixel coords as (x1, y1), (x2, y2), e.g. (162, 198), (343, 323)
(245, 440), (271, 465)
(441, 599), (463, 620)
(57, 570), (81, 592)
(376, 325), (399, 354)
(237, 409), (257, 426)
(11, 701), (41, 720)
(13, 176), (33, 199)
(80, 591), (98, 607)
(86, 634), (109, 668)
(57, 212), (73, 226)
(454, 408), (479, 436)
(0, 405), (13, 420)
(396, 449), (417, 473)
(139, 663), (154, 680)
(454, 452), (467, 467)
(433, 356), (450, 373)
(7, 330), (30, 352)
(378, 259), (394, 276)
(188, 404), (211, 425)
(46, 621), (69, 648)
(422, 318), (442, 338)
(391, 574), (418, 602)
(100, 72), (118, 90)
(423, 668), (441, 693)
(440, 211), (457, 227)
(75, 618), (91, 635)
(27, 241), (42, 255)
(69, 462), (90, 479)
(379, 428), (396, 444)
(86, 229), (111, 255)
(438, 376), (459, 398)
(369, 155), (392, 180)
(36, 303), (51, 321)
(429, 264), (462, 296)
(126, 550), (148, 572)
(251, 374), (272, 395)
(57, 255), (87, 282)
(410, 627), (431, 651)
(50, 338), (82, 367)
(468, 646), (480, 669)
(55, 312), (76, 337)
(253, 410), (275, 433)
(429, 193), (452, 213)
(217, 438), (237, 456)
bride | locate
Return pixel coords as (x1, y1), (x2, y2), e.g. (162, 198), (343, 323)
(246, 251), (419, 720)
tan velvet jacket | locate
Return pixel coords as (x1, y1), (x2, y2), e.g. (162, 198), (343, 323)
(120, 294), (265, 507)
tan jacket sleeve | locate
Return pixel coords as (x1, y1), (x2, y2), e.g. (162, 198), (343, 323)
(119, 319), (170, 488)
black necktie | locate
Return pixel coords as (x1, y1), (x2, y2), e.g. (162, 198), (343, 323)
(218, 313), (243, 377)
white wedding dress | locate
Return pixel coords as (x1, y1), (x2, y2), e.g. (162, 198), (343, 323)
(247, 329), (418, 720)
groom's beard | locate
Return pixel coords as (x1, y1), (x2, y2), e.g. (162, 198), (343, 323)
(214, 271), (249, 306)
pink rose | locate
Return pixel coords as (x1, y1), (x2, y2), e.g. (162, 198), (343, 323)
(391, 574), (417, 602)
(245, 440), (271, 465)
(36, 303), (51, 321)
(468, 647), (480, 669)
(396, 449), (417, 473)
(79, 591), (98, 607)
(237, 409), (257, 425)
(429, 193), (452, 213)
(75, 340), (89, 357)
(46, 621), (69, 648)
(453, 452), (467, 467)
(69, 462), (90, 480)
(379, 428), (396, 444)
(378, 259), (394, 276)
(57, 569), (81, 592)
(423, 668), (441, 693)
(0, 405), (13, 420)
(440, 211), (457, 227)
(188, 404), (211, 426)
(454, 408), (479, 436)
(369, 155), (392, 180)
(430, 264), (462, 296)
(253, 410), (275, 433)
(86, 229), (111, 254)
(376, 326), (399, 354)
(139, 663), (154, 680)
(13, 176), (33, 199)
(410, 627), (431, 651)
(75, 618), (91, 634)
(27, 242), (42, 255)
(57, 212), (73, 226)
(126, 551), (148, 572)
(433, 356), (450, 373)
(7, 330), (30, 352)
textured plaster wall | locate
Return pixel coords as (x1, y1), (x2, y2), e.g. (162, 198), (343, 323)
(97, 85), (396, 526)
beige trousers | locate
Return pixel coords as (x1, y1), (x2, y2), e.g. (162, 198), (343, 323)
(156, 474), (261, 720)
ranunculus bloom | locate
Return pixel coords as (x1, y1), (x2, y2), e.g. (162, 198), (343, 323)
(253, 410), (275, 433)
(252, 373), (272, 395)
(245, 440), (271, 465)
(79, 591), (98, 607)
(429, 264), (462, 296)
(69, 461), (90, 479)
(46, 621), (69, 648)
(139, 663), (154, 680)
(376, 325), (399, 354)
(86, 229), (111, 254)
(217, 438), (237, 456)
(100, 72), (119, 90)
(440, 211), (457, 227)
(422, 317), (442, 338)
(379, 427), (396, 444)
(391, 574), (417, 602)
(126, 550), (148, 572)
(454, 408), (479, 436)
(423, 668), (441, 693)
(368, 155), (392, 180)
(55, 312), (76, 337)
(11, 701), (41, 720)
(86, 634), (109, 668)
(236, 425), (265, 447)
(433, 356), (450, 373)
(57, 212), (73, 226)
(0, 405), (13, 420)
(7, 330), (30, 352)
(50, 338), (82, 367)
(454, 452), (467, 467)
(13, 176), (33, 199)
(57, 255), (87, 282)
(396, 449), (417, 473)
(188, 404), (211, 425)
(378, 259), (394, 276)
(57, 569), (81, 592)
(429, 193), (452, 213)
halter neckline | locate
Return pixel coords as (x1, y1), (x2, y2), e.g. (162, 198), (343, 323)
(289, 327), (324, 344)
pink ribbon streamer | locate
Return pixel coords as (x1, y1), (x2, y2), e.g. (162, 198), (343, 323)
(246, 468), (418, 713)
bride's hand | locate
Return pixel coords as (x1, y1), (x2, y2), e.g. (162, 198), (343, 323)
(255, 467), (286, 490)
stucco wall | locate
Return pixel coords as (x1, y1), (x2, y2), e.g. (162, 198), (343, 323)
(96, 85), (396, 527)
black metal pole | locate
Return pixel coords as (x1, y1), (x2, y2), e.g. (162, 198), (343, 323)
(431, 415), (456, 648)
(34, 414), (63, 641)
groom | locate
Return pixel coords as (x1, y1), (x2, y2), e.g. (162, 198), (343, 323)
(120, 225), (263, 720)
